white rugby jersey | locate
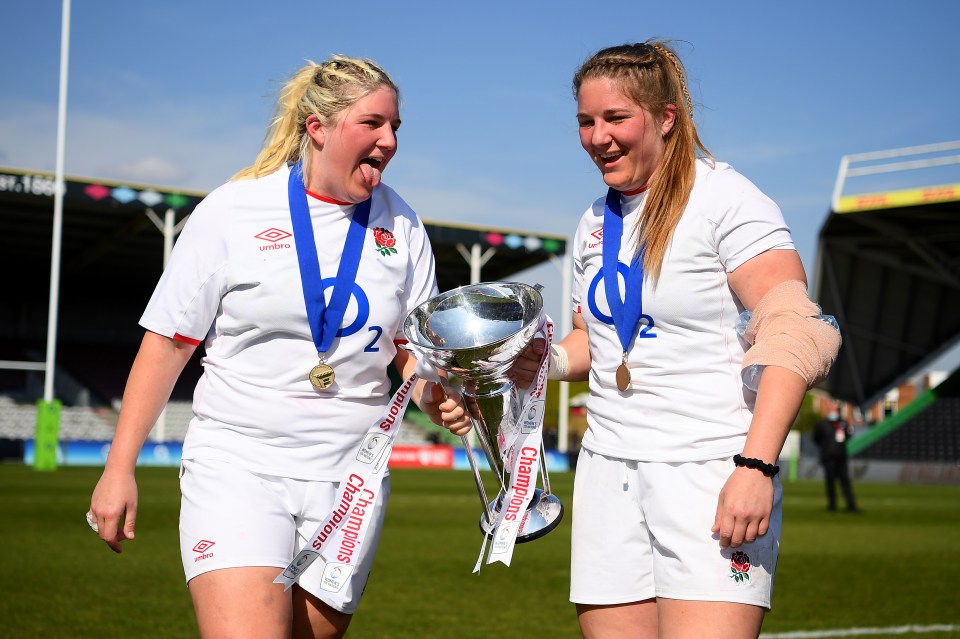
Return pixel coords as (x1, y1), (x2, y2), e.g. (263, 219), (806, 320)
(141, 165), (438, 480)
(572, 160), (795, 462)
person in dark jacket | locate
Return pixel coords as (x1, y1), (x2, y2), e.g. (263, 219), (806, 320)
(813, 404), (860, 513)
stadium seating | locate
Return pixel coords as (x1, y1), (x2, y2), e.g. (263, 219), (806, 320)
(0, 395), (117, 441)
(852, 368), (960, 463)
(0, 394), (433, 451)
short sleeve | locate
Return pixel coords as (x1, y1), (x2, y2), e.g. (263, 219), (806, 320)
(139, 188), (231, 342)
(708, 169), (794, 272)
(570, 198), (604, 314)
(395, 216), (438, 339)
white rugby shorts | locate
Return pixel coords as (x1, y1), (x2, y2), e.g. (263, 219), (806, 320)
(179, 458), (389, 614)
(570, 448), (782, 609)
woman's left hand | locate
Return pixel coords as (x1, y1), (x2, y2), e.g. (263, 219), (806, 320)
(420, 381), (472, 436)
(508, 337), (546, 390)
(711, 466), (775, 548)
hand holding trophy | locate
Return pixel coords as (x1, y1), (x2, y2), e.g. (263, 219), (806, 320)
(402, 282), (563, 569)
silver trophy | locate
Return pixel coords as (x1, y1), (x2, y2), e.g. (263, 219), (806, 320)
(402, 281), (563, 542)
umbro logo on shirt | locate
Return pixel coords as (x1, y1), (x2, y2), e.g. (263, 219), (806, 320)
(255, 228), (292, 242)
(255, 228), (293, 251)
(587, 227), (603, 249)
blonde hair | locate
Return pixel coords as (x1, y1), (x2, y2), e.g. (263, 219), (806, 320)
(573, 40), (712, 281)
(233, 55), (399, 181)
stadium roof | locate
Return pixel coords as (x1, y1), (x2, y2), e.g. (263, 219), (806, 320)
(812, 141), (960, 409)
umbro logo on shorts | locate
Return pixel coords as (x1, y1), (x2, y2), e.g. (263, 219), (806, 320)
(193, 539), (215, 553)
(193, 539), (216, 562)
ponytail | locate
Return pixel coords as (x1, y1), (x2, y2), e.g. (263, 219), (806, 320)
(233, 55), (399, 182)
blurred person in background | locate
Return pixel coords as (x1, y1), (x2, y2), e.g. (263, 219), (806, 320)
(87, 55), (467, 639)
(813, 403), (860, 513)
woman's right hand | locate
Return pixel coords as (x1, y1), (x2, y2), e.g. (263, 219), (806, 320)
(88, 468), (138, 553)
(420, 382), (473, 436)
(85, 331), (193, 554)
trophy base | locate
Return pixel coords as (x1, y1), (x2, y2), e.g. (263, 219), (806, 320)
(479, 488), (564, 543)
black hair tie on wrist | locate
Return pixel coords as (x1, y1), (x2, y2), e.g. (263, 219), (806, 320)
(733, 454), (780, 477)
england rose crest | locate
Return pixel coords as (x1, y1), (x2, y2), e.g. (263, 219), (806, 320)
(373, 227), (398, 256)
(729, 551), (751, 583)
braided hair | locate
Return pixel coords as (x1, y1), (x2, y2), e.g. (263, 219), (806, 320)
(573, 40), (712, 281)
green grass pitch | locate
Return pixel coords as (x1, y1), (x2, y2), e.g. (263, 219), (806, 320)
(1, 465), (957, 638)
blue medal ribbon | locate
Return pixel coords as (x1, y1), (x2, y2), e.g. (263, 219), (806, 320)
(288, 161), (370, 359)
(602, 187), (646, 358)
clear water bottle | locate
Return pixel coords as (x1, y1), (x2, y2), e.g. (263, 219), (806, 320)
(736, 311), (839, 391)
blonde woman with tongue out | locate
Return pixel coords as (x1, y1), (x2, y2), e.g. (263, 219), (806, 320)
(88, 55), (468, 639)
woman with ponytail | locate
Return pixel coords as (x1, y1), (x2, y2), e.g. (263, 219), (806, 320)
(88, 55), (468, 638)
(495, 40), (840, 638)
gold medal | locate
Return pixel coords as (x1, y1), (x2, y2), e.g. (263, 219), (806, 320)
(616, 353), (631, 392)
(310, 361), (335, 390)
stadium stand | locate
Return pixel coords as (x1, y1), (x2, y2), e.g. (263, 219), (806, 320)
(809, 141), (960, 483)
(813, 141), (960, 410)
(0, 395), (116, 441)
(850, 368), (960, 463)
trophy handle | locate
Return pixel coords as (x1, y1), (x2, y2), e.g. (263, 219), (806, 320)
(538, 442), (554, 496)
(461, 435), (496, 526)
(439, 377), (501, 524)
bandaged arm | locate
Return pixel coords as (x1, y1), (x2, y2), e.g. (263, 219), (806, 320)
(740, 279), (842, 390)
(714, 262), (828, 547)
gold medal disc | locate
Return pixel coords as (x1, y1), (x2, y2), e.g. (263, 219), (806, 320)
(616, 363), (631, 392)
(309, 362), (336, 390)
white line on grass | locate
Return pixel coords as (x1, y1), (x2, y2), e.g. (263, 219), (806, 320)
(761, 625), (960, 638)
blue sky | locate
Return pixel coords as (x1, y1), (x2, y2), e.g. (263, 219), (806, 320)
(2, 1), (959, 339)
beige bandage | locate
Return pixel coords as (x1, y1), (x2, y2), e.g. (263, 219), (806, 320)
(547, 343), (569, 380)
(741, 280), (842, 388)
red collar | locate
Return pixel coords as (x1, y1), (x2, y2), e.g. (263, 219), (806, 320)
(305, 189), (352, 206)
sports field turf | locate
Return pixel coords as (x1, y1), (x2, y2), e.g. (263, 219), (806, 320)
(1, 465), (957, 638)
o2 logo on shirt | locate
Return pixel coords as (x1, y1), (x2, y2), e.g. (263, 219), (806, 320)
(318, 278), (383, 352)
(586, 263), (657, 338)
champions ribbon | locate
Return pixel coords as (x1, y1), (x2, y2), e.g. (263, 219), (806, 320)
(288, 161), (371, 364)
(602, 188), (646, 364)
(274, 373), (418, 591)
(474, 314), (554, 571)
